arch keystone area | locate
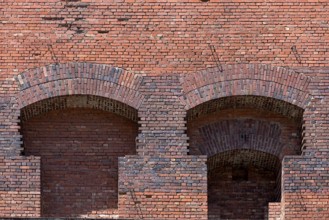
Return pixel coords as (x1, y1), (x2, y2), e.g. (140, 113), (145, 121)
(14, 62), (144, 110)
(181, 64), (312, 110)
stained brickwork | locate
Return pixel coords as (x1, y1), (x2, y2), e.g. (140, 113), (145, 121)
(207, 150), (281, 175)
(0, 156), (40, 217)
(188, 108), (302, 158)
(282, 156), (329, 219)
(1, 0), (329, 219)
(16, 63), (144, 110)
(1, 1), (329, 74)
(137, 76), (189, 156)
(118, 155), (207, 219)
(118, 76), (207, 219)
(187, 95), (304, 123)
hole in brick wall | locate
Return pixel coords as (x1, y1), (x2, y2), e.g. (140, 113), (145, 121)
(58, 23), (70, 27)
(117, 17), (130, 21)
(42, 17), (65, 21)
(75, 27), (84, 34)
(65, 3), (89, 8)
(97, 30), (109, 34)
(145, 195), (152, 198)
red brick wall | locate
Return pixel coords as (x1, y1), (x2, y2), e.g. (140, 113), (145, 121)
(21, 108), (138, 218)
(1, 0), (329, 219)
(282, 156), (329, 219)
(1, 1), (328, 74)
(0, 156), (40, 217)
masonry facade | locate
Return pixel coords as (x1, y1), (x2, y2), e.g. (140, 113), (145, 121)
(0, 1), (329, 219)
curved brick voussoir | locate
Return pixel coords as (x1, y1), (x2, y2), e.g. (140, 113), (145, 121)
(21, 95), (139, 123)
(198, 119), (284, 158)
(14, 62), (144, 110)
(181, 63), (312, 110)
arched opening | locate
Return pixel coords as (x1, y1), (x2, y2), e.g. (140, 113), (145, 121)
(187, 96), (303, 219)
(20, 95), (138, 218)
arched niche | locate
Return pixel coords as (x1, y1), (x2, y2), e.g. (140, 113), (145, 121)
(186, 95), (304, 219)
(20, 95), (138, 218)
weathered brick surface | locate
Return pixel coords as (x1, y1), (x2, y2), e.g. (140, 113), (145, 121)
(282, 156), (329, 219)
(181, 64), (311, 110)
(0, 0), (329, 219)
(137, 76), (189, 156)
(188, 108), (302, 159)
(118, 155), (207, 220)
(16, 63), (144, 110)
(1, 1), (329, 74)
(118, 76), (207, 219)
(0, 156), (40, 217)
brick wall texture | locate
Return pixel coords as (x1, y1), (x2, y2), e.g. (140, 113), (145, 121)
(0, 0), (329, 219)
(21, 106), (138, 218)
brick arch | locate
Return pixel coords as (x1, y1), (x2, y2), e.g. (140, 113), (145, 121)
(14, 62), (144, 110)
(21, 95), (138, 123)
(187, 107), (302, 163)
(187, 95), (304, 123)
(181, 63), (312, 110)
(198, 119), (284, 159)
